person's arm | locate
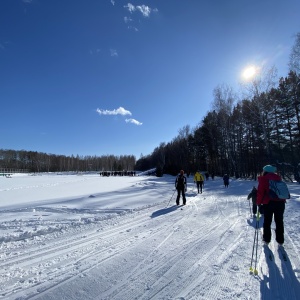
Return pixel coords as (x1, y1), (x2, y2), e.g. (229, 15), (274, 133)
(257, 177), (266, 205)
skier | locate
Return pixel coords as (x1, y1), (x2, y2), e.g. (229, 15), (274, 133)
(247, 186), (258, 217)
(257, 165), (286, 246)
(175, 170), (187, 205)
(194, 170), (204, 193)
(223, 174), (229, 188)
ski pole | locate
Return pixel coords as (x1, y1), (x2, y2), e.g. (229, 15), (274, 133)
(253, 212), (261, 275)
(248, 199), (251, 216)
(166, 190), (176, 208)
(250, 212), (260, 274)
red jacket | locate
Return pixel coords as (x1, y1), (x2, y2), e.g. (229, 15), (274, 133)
(257, 173), (286, 205)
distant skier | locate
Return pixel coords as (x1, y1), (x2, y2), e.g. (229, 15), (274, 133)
(223, 174), (229, 188)
(247, 186), (258, 217)
(194, 170), (204, 193)
(205, 172), (209, 180)
(175, 170), (187, 205)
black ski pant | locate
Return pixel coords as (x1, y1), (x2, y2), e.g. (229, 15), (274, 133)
(252, 202), (257, 215)
(196, 181), (204, 193)
(263, 201), (285, 244)
(176, 188), (186, 205)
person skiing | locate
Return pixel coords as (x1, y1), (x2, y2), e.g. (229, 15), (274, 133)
(194, 170), (204, 193)
(175, 170), (187, 205)
(223, 174), (229, 188)
(257, 165), (286, 246)
(247, 186), (258, 217)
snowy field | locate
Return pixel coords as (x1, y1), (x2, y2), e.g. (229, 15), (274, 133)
(0, 173), (300, 300)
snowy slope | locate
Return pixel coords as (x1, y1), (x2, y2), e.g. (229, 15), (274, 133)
(0, 174), (300, 300)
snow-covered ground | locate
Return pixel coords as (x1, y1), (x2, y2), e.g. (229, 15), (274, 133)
(0, 173), (300, 300)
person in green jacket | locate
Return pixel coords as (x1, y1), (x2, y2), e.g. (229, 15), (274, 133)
(194, 171), (204, 193)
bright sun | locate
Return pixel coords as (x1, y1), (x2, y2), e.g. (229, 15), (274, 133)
(242, 66), (257, 80)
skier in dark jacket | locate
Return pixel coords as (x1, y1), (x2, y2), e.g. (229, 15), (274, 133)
(175, 170), (187, 205)
(223, 174), (229, 188)
(247, 186), (258, 217)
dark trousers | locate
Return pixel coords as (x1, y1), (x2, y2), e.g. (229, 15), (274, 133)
(176, 188), (186, 205)
(196, 181), (203, 193)
(263, 201), (285, 244)
(252, 203), (257, 215)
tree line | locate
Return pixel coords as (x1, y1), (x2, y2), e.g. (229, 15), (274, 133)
(136, 33), (300, 181)
(0, 149), (136, 173)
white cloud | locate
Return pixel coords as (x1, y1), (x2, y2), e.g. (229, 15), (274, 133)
(136, 5), (151, 17)
(124, 3), (136, 13)
(96, 107), (132, 116)
(110, 0), (115, 5)
(124, 3), (158, 17)
(125, 118), (143, 126)
(22, 0), (33, 3)
(110, 49), (118, 57)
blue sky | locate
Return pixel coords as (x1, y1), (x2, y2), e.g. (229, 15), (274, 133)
(1, 0), (300, 159)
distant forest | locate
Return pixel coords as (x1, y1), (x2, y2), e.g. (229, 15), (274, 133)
(0, 150), (136, 173)
(2, 34), (300, 180)
(136, 70), (300, 181)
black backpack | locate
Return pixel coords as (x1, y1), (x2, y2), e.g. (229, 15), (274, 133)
(176, 175), (185, 188)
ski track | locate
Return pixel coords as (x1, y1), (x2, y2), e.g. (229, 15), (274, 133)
(0, 179), (299, 299)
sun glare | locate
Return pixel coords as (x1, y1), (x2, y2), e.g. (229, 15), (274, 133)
(242, 66), (257, 80)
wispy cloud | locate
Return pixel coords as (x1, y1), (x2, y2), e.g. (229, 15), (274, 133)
(96, 107), (132, 116)
(89, 48), (101, 55)
(124, 3), (158, 17)
(96, 107), (143, 125)
(136, 5), (151, 17)
(110, 49), (118, 57)
(22, 0), (33, 3)
(124, 16), (133, 23)
(128, 26), (138, 32)
(125, 118), (143, 126)
(110, 0), (115, 5)
(124, 3), (136, 14)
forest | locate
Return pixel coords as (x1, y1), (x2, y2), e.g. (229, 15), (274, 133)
(1, 34), (300, 180)
(136, 70), (300, 181)
(135, 33), (300, 181)
(0, 150), (136, 174)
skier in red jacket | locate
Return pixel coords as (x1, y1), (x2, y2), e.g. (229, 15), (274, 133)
(257, 165), (286, 245)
